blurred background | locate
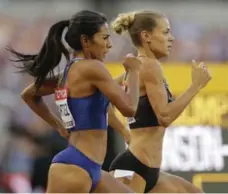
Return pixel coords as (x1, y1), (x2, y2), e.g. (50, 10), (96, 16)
(0, 0), (228, 193)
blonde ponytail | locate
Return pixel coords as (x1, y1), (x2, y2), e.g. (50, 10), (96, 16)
(111, 12), (135, 34)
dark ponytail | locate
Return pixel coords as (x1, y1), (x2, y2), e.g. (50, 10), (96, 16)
(7, 20), (70, 88)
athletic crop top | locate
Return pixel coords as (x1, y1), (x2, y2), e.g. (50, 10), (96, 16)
(129, 80), (174, 128)
(55, 58), (110, 131)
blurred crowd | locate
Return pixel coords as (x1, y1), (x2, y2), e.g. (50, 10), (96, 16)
(0, 10), (227, 192)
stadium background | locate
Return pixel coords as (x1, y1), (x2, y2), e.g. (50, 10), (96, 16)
(0, 0), (227, 193)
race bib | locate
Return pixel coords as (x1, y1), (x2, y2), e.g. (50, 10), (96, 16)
(127, 117), (136, 124)
(113, 169), (134, 180)
(55, 88), (75, 129)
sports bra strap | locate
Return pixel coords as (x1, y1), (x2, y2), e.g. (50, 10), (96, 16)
(60, 57), (84, 87)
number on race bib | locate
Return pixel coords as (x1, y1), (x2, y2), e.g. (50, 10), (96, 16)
(55, 88), (75, 129)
